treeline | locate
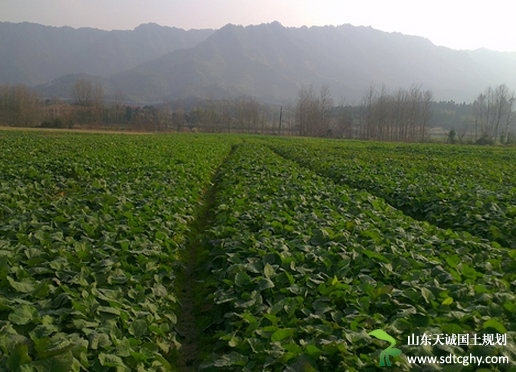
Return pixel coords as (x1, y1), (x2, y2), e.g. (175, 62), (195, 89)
(1, 79), (515, 144)
(0, 85), (40, 127)
(294, 83), (515, 143)
(359, 84), (433, 142)
(0, 80), (284, 133)
(292, 83), (434, 141)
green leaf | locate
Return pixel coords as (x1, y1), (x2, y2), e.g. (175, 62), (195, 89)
(154, 354), (172, 370)
(98, 306), (120, 316)
(7, 343), (32, 370)
(258, 277), (275, 290)
(213, 352), (248, 367)
(441, 297), (454, 306)
(114, 338), (133, 358)
(375, 285), (393, 297)
(503, 302), (516, 313)
(33, 351), (73, 372)
(9, 304), (38, 325)
(271, 328), (296, 342)
(305, 344), (322, 358)
(483, 319), (507, 334)
(264, 263), (275, 278)
(98, 352), (129, 370)
(441, 323), (463, 335)
(7, 276), (35, 293)
(235, 272), (250, 287)
(129, 319), (148, 338)
(363, 250), (390, 263)
(420, 287), (435, 304)
(89, 333), (112, 350)
(445, 255), (460, 269)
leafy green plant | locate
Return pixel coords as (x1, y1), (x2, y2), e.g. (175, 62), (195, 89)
(3, 132), (516, 371)
(267, 137), (516, 247)
(200, 142), (516, 371)
(0, 131), (235, 371)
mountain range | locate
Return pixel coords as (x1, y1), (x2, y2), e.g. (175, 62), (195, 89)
(1, 21), (515, 103)
(0, 22), (214, 86)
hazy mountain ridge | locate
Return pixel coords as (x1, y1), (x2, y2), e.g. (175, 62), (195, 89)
(109, 22), (514, 102)
(0, 21), (214, 86)
(2, 21), (515, 102)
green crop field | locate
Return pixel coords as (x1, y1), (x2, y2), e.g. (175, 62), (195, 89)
(1, 131), (516, 371)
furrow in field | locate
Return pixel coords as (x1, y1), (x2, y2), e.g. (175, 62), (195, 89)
(175, 144), (239, 372)
(0, 132), (235, 371)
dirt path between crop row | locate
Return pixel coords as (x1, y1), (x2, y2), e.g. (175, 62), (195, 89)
(175, 181), (217, 371)
(175, 145), (237, 371)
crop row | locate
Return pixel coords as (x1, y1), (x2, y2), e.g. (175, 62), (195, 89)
(282, 140), (516, 187)
(267, 138), (516, 248)
(200, 142), (516, 371)
(0, 132), (234, 371)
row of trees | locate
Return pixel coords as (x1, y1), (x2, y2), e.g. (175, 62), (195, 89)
(293, 83), (515, 143)
(359, 84), (433, 141)
(1, 78), (515, 144)
(293, 83), (433, 141)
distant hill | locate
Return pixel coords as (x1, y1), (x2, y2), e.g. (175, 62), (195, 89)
(3, 21), (515, 102)
(0, 22), (214, 86)
(108, 22), (516, 102)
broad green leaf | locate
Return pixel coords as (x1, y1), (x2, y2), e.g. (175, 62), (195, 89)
(7, 276), (35, 293)
(271, 328), (296, 342)
(213, 352), (248, 367)
(98, 352), (129, 370)
(154, 354), (172, 370)
(33, 350), (73, 372)
(9, 304), (38, 325)
(235, 272), (250, 287)
(258, 277), (275, 290)
(420, 287), (435, 304)
(483, 319), (507, 334)
(98, 306), (120, 316)
(264, 263), (275, 278)
(445, 255), (460, 268)
(129, 319), (148, 338)
(441, 297), (454, 306)
(7, 343), (32, 370)
(89, 333), (112, 349)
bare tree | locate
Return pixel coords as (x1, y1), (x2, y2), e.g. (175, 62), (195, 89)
(335, 99), (354, 138)
(319, 85), (334, 136)
(474, 84), (515, 143)
(295, 84), (336, 137)
(111, 91), (124, 125)
(171, 101), (185, 132)
(71, 78), (105, 127)
(296, 84), (317, 136)
(0, 84), (40, 127)
(359, 83), (433, 142)
(72, 78), (94, 106)
(420, 89), (434, 142)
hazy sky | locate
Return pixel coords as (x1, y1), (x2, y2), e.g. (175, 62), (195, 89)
(1, 0), (515, 52)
